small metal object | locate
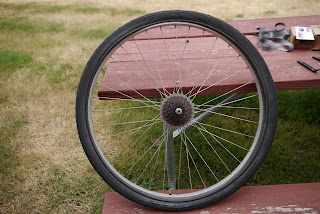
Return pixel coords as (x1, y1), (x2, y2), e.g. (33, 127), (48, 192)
(297, 60), (319, 73)
(313, 56), (320, 62)
(175, 108), (183, 115)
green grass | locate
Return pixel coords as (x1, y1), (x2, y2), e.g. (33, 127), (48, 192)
(0, 2), (71, 13)
(73, 27), (118, 38)
(264, 10), (277, 16)
(247, 89), (320, 185)
(44, 165), (108, 212)
(0, 17), (65, 33)
(235, 13), (244, 18)
(0, 2), (145, 16)
(101, 90), (320, 190)
(249, 119), (320, 185)
(75, 7), (102, 14)
(277, 89), (320, 123)
(107, 7), (146, 16)
(0, 115), (26, 203)
(0, 50), (32, 75)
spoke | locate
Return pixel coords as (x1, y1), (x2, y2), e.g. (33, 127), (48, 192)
(103, 116), (161, 154)
(160, 26), (175, 93)
(183, 132), (219, 182)
(195, 124), (242, 163)
(146, 30), (167, 95)
(174, 25), (179, 93)
(119, 45), (167, 98)
(163, 137), (167, 191)
(94, 117), (161, 127)
(134, 139), (164, 184)
(189, 63), (246, 99)
(97, 82), (158, 109)
(125, 127), (170, 177)
(113, 119), (160, 165)
(132, 37), (169, 93)
(181, 132), (192, 192)
(175, 25), (179, 93)
(188, 44), (230, 97)
(162, 126), (173, 191)
(132, 37), (152, 73)
(93, 95), (161, 104)
(194, 106), (258, 124)
(181, 131), (207, 188)
(197, 124), (249, 152)
(196, 121), (255, 138)
(103, 65), (160, 105)
(196, 80), (254, 108)
(177, 26), (190, 93)
(148, 141), (162, 190)
(188, 36), (218, 95)
(195, 124), (231, 173)
(179, 30), (205, 91)
(132, 37), (171, 95)
(98, 121), (158, 142)
(177, 133), (183, 194)
(93, 105), (159, 112)
(217, 94), (258, 107)
(195, 105), (258, 110)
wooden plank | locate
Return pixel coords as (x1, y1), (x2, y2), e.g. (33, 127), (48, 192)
(102, 183), (320, 214)
(113, 36), (232, 60)
(98, 57), (255, 99)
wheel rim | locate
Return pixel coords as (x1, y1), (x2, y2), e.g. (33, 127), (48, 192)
(86, 22), (265, 199)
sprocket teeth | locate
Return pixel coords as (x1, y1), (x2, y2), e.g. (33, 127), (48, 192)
(160, 93), (194, 128)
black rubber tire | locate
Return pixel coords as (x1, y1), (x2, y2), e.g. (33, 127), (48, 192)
(76, 10), (277, 210)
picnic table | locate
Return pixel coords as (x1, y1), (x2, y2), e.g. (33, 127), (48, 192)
(98, 15), (320, 98)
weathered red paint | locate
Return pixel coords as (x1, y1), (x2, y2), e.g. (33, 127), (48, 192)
(98, 16), (320, 99)
(102, 183), (320, 214)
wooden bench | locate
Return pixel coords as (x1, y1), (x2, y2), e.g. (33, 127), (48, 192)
(98, 15), (320, 99)
(102, 183), (320, 214)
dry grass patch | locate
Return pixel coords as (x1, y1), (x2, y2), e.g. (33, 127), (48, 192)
(7, 0), (320, 20)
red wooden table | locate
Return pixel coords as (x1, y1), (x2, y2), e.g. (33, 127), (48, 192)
(102, 183), (320, 214)
(98, 15), (320, 99)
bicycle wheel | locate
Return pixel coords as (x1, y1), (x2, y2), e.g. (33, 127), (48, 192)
(76, 10), (277, 210)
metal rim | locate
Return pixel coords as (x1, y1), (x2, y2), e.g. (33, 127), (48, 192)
(86, 21), (264, 200)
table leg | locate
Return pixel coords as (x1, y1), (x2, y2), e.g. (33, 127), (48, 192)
(163, 123), (176, 190)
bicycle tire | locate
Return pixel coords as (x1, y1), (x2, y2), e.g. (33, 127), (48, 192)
(76, 10), (277, 210)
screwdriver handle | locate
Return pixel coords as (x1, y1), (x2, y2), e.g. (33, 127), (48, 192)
(297, 60), (318, 73)
(312, 56), (320, 62)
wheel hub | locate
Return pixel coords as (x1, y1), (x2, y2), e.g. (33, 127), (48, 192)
(160, 94), (194, 128)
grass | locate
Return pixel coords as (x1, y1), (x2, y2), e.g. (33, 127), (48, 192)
(75, 7), (102, 14)
(0, 115), (26, 204)
(0, 17), (65, 33)
(0, 50), (32, 75)
(101, 91), (320, 190)
(73, 27), (118, 38)
(0, 0), (319, 213)
(264, 10), (277, 16)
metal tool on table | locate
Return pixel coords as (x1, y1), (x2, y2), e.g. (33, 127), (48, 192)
(313, 56), (320, 62)
(297, 56), (320, 73)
